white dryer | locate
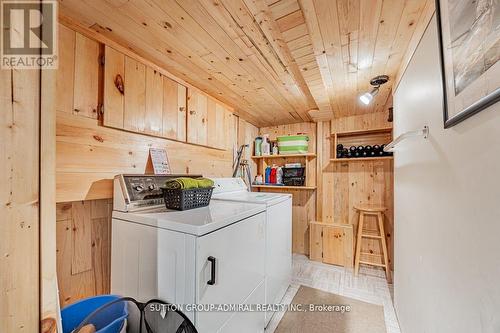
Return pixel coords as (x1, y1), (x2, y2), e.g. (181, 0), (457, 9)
(211, 178), (292, 326)
(111, 174), (267, 333)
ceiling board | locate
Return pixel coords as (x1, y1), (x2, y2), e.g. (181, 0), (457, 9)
(59, 0), (432, 126)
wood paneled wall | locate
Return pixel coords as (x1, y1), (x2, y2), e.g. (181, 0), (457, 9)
(1, 66), (40, 331)
(258, 122), (317, 255)
(56, 199), (112, 307)
(316, 112), (394, 269)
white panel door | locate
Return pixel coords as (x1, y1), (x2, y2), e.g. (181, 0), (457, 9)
(219, 280), (265, 333)
(265, 198), (292, 324)
(195, 213), (266, 332)
(111, 219), (158, 302)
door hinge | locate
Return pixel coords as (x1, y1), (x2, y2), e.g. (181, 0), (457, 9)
(321, 252), (323, 258)
(321, 231), (323, 237)
(100, 54), (105, 66)
(98, 103), (104, 119)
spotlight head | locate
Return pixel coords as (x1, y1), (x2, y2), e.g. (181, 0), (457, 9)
(359, 93), (373, 105)
(359, 75), (389, 105)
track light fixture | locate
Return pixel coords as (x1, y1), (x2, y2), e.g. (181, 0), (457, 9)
(359, 75), (389, 105)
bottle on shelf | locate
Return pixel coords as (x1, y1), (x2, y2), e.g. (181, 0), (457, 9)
(261, 134), (271, 156)
(272, 142), (279, 155)
(356, 146), (365, 158)
(270, 165), (277, 184)
(276, 166), (283, 184)
(254, 137), (263, 156)
(265, 166), (271, 184)
(364, 145), (373, 157)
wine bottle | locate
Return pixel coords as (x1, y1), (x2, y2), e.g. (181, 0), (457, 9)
(364, 145), (373, 157)
(356, 146), (364, 158)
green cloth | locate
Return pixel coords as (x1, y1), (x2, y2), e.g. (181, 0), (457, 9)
(164, 177), (214, 189)
(196, 177), (214, 188)
(164, 177), (199, 189)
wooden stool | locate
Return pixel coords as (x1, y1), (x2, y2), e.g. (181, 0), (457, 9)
(353, 205), (391, 282)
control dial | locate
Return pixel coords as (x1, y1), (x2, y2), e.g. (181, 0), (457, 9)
(148, 184), (157, 191)
(134, 185), (145, 192)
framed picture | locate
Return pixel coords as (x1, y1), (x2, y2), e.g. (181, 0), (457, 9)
(435, 0), (500, 128)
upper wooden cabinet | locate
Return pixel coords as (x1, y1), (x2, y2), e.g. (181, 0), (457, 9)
(100, 45), (235, 150)
(187, 89), (235, 150)
(163, 77), (187, 141)
(56, 25), (99, 119)
(123, 57), (146, 133)
(187, 90), (208, 146)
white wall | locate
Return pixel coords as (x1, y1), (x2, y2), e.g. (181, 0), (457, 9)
(393, 16), (500, 333)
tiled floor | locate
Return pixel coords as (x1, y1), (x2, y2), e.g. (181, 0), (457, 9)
(266, 254), (401, 333)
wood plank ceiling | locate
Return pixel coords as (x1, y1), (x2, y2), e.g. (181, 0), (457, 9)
(58, 0), (432, 126)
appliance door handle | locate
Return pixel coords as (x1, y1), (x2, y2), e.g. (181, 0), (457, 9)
(207, 256), (216, 285)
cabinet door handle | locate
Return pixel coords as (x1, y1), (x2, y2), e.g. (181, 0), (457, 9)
(179, 106), (185, 112)
(190, 110), (196, 115)
(207, 256), (216, 285)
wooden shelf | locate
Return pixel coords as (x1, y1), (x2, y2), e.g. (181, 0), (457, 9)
(333, 127), (393, 137)
(330, 156), (393, 162)
(251, 153), (316, 159)
(252, 185), (317, 190)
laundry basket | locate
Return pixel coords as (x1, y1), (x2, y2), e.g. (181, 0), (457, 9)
(73, 297), (197, 333)
(161, 187), (214, 210)
(61, 295), (128, 333)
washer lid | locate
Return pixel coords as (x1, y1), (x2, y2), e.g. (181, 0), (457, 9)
(112, 200), (265, 236)
(212, 191), (291, 206)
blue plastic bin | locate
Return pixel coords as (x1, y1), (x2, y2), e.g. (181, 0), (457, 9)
(61, 295), (128, 333)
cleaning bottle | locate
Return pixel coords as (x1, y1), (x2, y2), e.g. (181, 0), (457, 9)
(270, 165), (277, 184)
(254, 137), (262, 156)
(272, 142), (279, 155)
(261, 134), (271, 156)
(265, 166), (272, 184)
(277, 166), (283, 185)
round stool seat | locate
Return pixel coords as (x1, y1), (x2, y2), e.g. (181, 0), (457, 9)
(354, 204), (387, 212)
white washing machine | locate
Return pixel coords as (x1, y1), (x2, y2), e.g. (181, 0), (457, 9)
(211, 178), (292, 326)
(111, 174), (267, 333)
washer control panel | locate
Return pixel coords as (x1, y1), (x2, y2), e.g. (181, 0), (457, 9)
(115, 174), (202, 212)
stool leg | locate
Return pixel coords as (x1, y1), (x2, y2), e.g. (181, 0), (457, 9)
(377, 212), (391, 283)
(354, 212), (365, 276)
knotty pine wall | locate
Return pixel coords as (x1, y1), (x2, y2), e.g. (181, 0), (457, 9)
(1, 64), (40, 333)
(317, 112), (394, 269)
(55, 24), (258, 305)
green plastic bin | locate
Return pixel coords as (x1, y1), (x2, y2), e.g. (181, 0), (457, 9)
(277, 135), (309, 155)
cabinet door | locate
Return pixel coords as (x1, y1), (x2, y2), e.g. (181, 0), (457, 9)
(322, 226), (344, 266)
(144, 67), (163, 136)
(56, 24), (75, 115)
(123, 57), (146, 133)
(103, 46), (125, 128)
(187, 90), (207, 145)
(196, 213), (265, 332)
(224, 109), (237, 151)
(206, 98), (218, 148)
(322, 225), (353, 267)
(73, 33), (99, 118)
(207, 101), (230, 149)
(162, 77), (187, 141)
